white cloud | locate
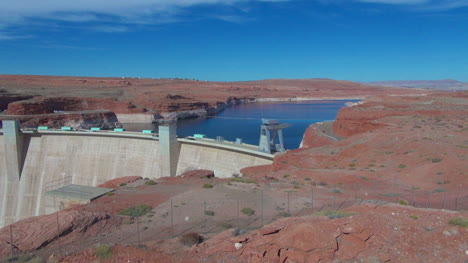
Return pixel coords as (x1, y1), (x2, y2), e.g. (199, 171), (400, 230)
(0, 0), (288, 40)
(356, 0), (429, 4)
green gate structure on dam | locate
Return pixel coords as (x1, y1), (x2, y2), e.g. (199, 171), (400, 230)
(0, 120), (273, 227)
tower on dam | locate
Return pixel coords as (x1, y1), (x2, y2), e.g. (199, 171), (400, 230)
(159, 121), (178, 177)
(258, 119), (290, 154)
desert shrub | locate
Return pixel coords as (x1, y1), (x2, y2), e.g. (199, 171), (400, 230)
(330, 188), (342, 194)
(433, 188), (447, 193)
(106, 192), (115, 196)
(431, 158), (443, 163)
(349, 163), (356, 167)
(448, 217), (468, 227)
(202, 183), (214, 189)
(280, 160), (288, 164)
(398, 200), (408, 206)
(278, 212), (291, 217)
(294, 185), (300, 189)
(314, 210), (354, 219)
(318, 181), (328, 186)
(205, 210), (215, 216)
(410, 215), (419, 220)
(145, 180), (157, 185)
(283, 174), (290, 178)
(304, 177), (311, 181)
(360, 176), (369, 181)
(230, 177), (256, 184)
(398, 164), (407, 169)
(119, 183), (127, 187)
(95, 245), (113, 259)
(220, 222), (233, 229)
(180, 232), (203, 247)
(241, 208), (255, 216)
(119, 204), (152, 217)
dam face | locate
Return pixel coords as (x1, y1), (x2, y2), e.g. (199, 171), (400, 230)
(0, 121), (272, 227)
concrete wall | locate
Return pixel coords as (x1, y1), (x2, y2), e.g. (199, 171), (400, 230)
(0, 132), (272, 227)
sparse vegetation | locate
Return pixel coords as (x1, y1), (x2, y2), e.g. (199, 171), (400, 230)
(433, 188), (447, 193)
(330, 188), (342, 194)
(119, 204), (152, 217)
(410, 215), (419, 220)
(106, 192), (115, 196)
(280, 160), (288, 164)
(398, 164), (407, 169)
(96, 245), (113, 259)
(202, 183), (214, 189)
(119, 183), (127, 187)
(220, 222), (233, 229)
(318, 181), (328, 186)
(448, 217), (468, 227)
(230, 177), (256, 184)
(180, 232), (203, 246)
(430, 158), (443, 163)
(241, 207), (255, 216)
(278, 212), (291, 217)
(283, 174), (290, 178)
(360, 176), (369, 181)
(314, 210), (354, 219)
(145, 180), (157, 185)
(304, 177), (311, 181)
(398, 200), (408, 206)
(205, 210), (215, 216)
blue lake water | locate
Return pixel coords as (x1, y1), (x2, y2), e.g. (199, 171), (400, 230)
(123, 100), (356, 149)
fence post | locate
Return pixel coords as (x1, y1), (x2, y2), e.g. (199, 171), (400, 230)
(99, 211), (102, 245)
(428, 191), (432, 208)
(9, 225), (14, 259)
(56, 213), (62, 255)
(411, 188), (416, 207)
(170, 199), (174, 236)
(442, 191), (446, 210)
(136, 216), (140, 247)
(311, 186), (314, 212)
(203, 201), (207, 233)
(261, 190), (264, 227)
(333, 194), (336, 210)
(236, 200), (240, 227)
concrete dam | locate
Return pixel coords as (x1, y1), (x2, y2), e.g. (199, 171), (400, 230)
(0, 121), (273, 228)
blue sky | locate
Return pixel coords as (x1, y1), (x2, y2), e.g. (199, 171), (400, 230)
(0, 0), (467, 82)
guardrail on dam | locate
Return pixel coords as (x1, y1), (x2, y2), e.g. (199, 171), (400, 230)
(0, 120), (273, 228)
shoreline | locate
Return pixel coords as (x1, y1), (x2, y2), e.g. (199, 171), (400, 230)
(119, 96), (364, 124)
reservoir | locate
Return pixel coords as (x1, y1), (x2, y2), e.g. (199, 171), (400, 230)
(123, 100), (356, 149)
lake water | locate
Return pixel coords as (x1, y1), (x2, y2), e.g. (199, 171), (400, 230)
(123, 100), (356, 149)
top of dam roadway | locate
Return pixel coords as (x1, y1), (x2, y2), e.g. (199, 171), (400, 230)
(0, 128), (276, 160)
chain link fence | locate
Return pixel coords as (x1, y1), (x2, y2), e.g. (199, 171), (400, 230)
(2, 179), (466, 262)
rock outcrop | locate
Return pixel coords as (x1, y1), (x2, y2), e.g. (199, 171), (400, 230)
(0, 210), (109, 254)
(194, 204), (467, 263)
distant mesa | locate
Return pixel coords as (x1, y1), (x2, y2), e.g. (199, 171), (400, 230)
(367, 79), (468, 91)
